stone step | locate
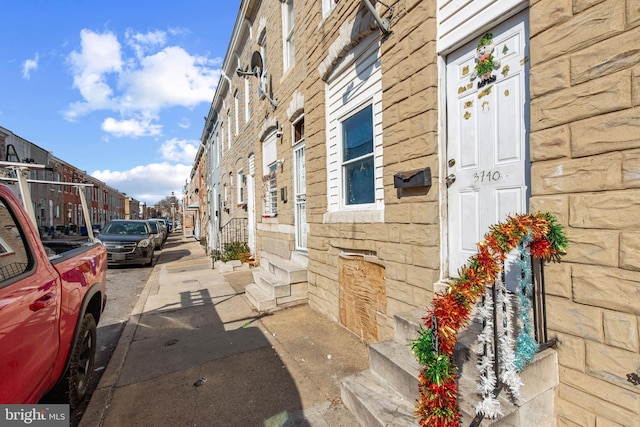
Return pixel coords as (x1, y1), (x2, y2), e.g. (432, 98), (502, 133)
(252, 268), (290, 298)
(393, 309), (425, 344)
(341, 370), (419, 427)
(457, 363), (518, 426)
(268, 256), (307, 284)
(260, 251), (308, 283)
(244, 283), (276, 312)
(369, 340), (421, 402)
(275, 281), (308, 307)
(350, 307), (558, 427)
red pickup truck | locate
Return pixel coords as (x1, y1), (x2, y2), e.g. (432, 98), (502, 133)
(0, 182), (107, 408)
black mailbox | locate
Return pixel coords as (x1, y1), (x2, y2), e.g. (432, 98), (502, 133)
(393, 167), (431, 189)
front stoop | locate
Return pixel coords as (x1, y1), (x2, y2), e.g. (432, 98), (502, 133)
(341, 310), (559, 427)
(213, 259), (250, 273)
(244, 252), (308, 311)
(341, 310), (422, 427)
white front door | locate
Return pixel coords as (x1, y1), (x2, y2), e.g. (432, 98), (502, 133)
(446, 11), (530, 278)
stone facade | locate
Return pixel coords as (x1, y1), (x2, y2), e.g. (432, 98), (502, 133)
(198, 0), (308, 264)
(303, 0), (439, 340)
(530, 0), (640, 424)
(194, 0), (640, 424)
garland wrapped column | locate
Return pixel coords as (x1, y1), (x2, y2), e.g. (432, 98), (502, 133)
(411, 212), (567, 427)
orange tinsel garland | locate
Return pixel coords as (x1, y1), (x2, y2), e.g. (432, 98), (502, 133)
(412, 212), (568, 427)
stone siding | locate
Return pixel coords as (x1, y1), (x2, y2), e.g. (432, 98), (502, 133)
(305, 0), (439, 341)
(530, 0), (640, 424)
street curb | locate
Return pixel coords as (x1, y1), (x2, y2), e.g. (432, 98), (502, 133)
(78, 242), (167, 427)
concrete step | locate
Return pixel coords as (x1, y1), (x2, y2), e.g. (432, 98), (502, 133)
(393, 309), (425, 344)
(345, 305), (558, 427)
(268, 256), (307, 284)
(275, 281), (308, 307)
(341, 370), (419, 427)
(369, 340), (421, 402)
(244, 283), (276, 312)
(214, 259), (243, 273)
(252, 268), (290, 298)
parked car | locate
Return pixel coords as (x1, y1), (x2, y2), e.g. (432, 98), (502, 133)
(0, 180), (107, 408)
(154, 218), (169, 241)
(96, 220), (155, 266)
(146, 219), (164, 250)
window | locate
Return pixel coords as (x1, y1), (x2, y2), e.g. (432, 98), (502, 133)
(262, 133), (278, 218)
(244, 78), (250, 122)
(221, 126), (225, 155)
(263, 163), (278, 217)
(237, 170), (246, 204)
(322, 0), (335, 18)
(234, 91), (239, 134)
(325, 33), (383, 221)
(294, 117), (304, 144)
(282, 0), (295, 71)
(0, 198), (32, 284)
(342, 106), (374, 205)
(227, 113), (232, 150)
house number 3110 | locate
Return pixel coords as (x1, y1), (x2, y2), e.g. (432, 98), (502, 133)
(474, 170), (501, 183)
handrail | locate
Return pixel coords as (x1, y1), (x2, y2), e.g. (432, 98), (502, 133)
(412, 213), (568, 427)
(216, 217), (248, 254)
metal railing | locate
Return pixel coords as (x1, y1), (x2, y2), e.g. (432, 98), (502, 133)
(469, 257), (553, 427)
(217, 217), (248, 252)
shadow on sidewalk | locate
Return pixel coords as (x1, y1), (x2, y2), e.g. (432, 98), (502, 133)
(102, 280), (311, 426)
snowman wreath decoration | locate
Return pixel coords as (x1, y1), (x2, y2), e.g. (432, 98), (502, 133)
(471, 33), (501, 89)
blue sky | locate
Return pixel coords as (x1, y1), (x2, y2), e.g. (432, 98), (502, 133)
(0, 0), (241, 205)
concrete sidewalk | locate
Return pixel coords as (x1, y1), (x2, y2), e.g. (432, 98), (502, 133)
(80, 235), (369, 427)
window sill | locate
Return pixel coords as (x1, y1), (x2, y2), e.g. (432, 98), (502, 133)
(323, 209), (383, 224)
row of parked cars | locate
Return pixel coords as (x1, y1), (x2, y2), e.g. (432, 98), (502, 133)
(95, 218), (171, 267)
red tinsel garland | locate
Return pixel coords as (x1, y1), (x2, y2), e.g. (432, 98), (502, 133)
(415, 213), (567, 427)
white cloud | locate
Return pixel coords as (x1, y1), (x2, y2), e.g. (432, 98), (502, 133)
(126, 29), (167, 59)
(160, 138), (198, 163)
(92, 162), (190, 204)
(64, 28), (221, 138)
(66, 29), (122, 115)
(102, 116), (162, 137)
(119, 46), (219, 111)
(22, 54), (39, 79)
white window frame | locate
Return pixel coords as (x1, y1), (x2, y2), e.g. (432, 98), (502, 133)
(322, 0), (336, 18)
(244, 78), (250, 123)
(263, 163), (278, 218)
(293, 116), (306, 250)
(227, 113), (232, 150)
(237, 169), (245, 205)
(220, 125), (225, 155)
(282, 0), (295, 71)
(262, 132), (278, 218)
(324, 34), (383, 223)
(234, 91), (239, 134)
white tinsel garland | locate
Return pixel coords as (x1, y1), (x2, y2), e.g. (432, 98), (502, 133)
(474, 291), (502, 418)
(495, 270), (523, 400)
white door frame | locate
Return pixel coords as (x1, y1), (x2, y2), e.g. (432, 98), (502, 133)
(438, 8), (530, 282)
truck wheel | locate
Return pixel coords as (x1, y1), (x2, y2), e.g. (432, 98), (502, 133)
(66, 313), (97, 408)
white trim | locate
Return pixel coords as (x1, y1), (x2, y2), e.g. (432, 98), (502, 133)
(282, 0), (295, 71)
(437, 0), (528, 54)
(323, 33), (384, 223)
(438, 7), (530, 281)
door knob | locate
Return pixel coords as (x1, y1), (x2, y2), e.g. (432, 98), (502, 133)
(446, 174), (456, 187)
